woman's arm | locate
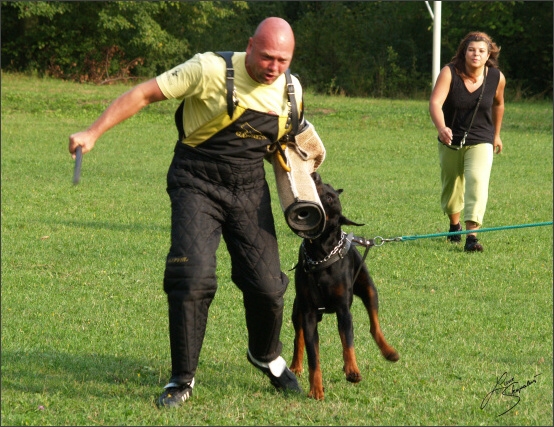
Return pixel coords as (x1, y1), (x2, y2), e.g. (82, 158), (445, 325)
(429, 66), (453, 145)
(491, 71), (506, 154)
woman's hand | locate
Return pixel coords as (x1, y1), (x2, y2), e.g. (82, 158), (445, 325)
(438, 126), (453, 145)
(493, 136), (503, 154)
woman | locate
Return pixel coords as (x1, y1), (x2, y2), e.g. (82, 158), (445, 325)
(429, 31), (506, 252)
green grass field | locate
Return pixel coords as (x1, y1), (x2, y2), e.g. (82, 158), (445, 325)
(1, 72), (552, 426)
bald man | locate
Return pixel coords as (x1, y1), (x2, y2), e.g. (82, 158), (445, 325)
(69, 17), (303, 407)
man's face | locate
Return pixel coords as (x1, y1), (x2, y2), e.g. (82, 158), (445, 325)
(245, 37), (293, 85)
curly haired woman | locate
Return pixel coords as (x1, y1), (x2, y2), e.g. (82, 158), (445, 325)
(429, 31), (506, 252)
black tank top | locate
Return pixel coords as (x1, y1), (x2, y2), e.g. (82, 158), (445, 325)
(442, 64), (500, 146)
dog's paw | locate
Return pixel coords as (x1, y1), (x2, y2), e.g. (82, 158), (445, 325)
(345, 371), (362, 383)
(308, 387), (325, 400)
(384, 349), (400, 362)
(289, 364), (303, 376)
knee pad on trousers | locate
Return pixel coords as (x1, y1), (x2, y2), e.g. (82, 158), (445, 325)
(164, 256), (218, 298)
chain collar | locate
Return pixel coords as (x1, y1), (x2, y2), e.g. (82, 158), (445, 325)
(302, 232), (350, 272)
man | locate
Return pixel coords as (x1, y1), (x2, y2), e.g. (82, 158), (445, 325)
(69, 17), (303, 408)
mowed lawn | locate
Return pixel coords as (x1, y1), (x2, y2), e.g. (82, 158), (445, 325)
(1, 73), (552, 425)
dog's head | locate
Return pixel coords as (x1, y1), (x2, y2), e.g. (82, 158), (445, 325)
(311, 172), (364, 231)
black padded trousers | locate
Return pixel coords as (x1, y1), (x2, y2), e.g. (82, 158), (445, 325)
(163, 146), (289, 385)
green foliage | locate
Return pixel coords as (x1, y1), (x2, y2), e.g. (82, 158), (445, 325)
(292, 2), (430, 98)
(1, 73), (552, 425)
(1, 1), (552, 98)
(0, 1), (247, 82)
(440, 1), (553, 100)
(7, 0), (72, 19)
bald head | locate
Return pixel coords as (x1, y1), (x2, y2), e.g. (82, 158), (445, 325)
(245, 17), (295, 85)
(253, 17), (295, 48)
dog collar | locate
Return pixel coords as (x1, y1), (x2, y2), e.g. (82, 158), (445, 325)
(302, 232), (354, 273)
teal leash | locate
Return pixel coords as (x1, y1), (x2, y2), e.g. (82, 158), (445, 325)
(371, 221), (553, 245)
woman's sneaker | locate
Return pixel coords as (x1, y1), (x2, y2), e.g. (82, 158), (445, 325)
(447, 223), (462, 243)
(157, 378), (195, 408)
(464, 235), (483, 252)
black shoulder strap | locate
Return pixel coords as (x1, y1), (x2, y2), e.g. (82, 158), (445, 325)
(216, 53), (302, 136)
(174, 99), (186, 140)
(285, 69), (299, 136)
(460, 66), (487, 147)
(175, 52), (303, 140)
(174, 51), (235, 140)
(216, 51), (235, 119)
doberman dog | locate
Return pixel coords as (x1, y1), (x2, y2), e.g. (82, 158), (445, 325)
(289, 172), (399, 400)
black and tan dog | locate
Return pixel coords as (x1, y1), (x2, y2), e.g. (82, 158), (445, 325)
(289, 172), (399, 400)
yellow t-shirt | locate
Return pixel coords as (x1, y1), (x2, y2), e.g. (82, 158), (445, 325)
(156, 52), (303, 145)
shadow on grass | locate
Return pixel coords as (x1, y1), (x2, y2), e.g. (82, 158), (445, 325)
(2, 349), (163, 397)
(44, 218), (169, 233)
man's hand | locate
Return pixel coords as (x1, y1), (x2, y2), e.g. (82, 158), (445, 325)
(69, 129), (97, 160)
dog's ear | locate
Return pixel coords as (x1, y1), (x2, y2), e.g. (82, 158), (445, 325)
(340, 215), (365, 227)
(311, 172), (322, 185)
(337, 188), (344, 195)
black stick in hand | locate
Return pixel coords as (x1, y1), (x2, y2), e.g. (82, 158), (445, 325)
(73, 146), (82, 185)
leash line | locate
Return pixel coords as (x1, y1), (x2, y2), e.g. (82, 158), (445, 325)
(302, 221), (551, 282)
(375, 221), (552, 244)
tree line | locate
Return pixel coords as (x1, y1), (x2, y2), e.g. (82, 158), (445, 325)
(1, 1), (552, 100)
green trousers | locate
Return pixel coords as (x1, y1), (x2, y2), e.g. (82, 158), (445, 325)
(438, 142), (494, 226)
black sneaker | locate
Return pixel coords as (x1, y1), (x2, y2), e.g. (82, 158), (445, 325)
(447, 223), (462, 243)
(464, 235), (483, 252)
(247, 350), (302, 393)
(157, 378), (194, 408)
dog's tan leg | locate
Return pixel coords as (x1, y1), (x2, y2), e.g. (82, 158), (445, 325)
(308, 342), (325, 400)
(354, 268), (399, 362)
(370, 319), (399, 362)
(339, 332), (362, 383)
(289, 327), (305, 375)
(366, 283), (400, 362)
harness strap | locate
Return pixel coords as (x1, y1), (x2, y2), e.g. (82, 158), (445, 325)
(174, 51), (236, 140)
(216, 51), (236, 119)
(352, 243), (371, 284)
(174, 52), (304, 147)
(218, 52), (301, 129)
(285, 69), (299, 136)
(269, 69), (303, 171)
(174, 99), (186, 141)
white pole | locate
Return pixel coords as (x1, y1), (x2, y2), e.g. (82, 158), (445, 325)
(425, 1), (434, 19)
(432, 1), (442, 88)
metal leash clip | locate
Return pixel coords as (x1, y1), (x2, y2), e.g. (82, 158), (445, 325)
(372, 236), (403, 246)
